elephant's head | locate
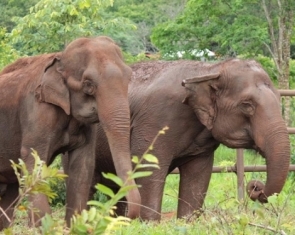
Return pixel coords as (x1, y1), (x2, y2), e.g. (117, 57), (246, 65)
(182, 58), (290, 203)
(35, 36), (140, 218)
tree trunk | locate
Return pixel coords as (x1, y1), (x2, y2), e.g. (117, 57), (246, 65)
(262, 0), (294, 125)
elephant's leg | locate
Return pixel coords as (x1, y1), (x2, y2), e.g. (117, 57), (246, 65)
(0, 183), (19, 230)
(65, 140), (95, 226)
(137, 168), (167, 221)
(28, 194), (51, 226)
(115, 197), (127, 216)
(177, 152), (214, 219)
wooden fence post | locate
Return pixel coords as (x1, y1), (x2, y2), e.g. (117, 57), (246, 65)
(236, 149), (245, 201)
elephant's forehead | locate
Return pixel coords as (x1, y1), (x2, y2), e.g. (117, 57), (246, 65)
(246, 61), (265, 73)
(225, 65), (269, 85)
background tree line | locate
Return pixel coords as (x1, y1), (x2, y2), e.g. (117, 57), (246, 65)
(1, 0), (295, 122)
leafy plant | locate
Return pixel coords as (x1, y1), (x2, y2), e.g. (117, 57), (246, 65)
(0, 27), (19, 70)
(2, 149), (67, 234)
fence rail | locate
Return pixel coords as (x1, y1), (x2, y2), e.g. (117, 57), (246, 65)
(171, 89), (295, 201)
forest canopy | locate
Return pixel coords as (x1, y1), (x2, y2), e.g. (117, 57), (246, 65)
(1, 0), (295, 91)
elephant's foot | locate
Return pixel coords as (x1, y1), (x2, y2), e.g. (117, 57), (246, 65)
(139, 209), (162, 221)
(28, 194), (52, 227)
(181, 209), (204, 222)
(0, 183), (19, 230)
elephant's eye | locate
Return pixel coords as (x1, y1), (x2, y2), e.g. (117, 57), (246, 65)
(83, 80), (95, 95)
(239, 101), (255, 116)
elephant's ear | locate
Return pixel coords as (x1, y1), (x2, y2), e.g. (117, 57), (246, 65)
(35, 57), (71, 115)
(182, 73), (220, 130)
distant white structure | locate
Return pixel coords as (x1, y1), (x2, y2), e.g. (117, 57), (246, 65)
(166, 49), (215, 61)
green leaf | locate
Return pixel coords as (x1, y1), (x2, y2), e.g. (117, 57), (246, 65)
(88, 207), (96, 222)
(87, 200), (105, 209)
(238, 214), (249, 226)
(81, 209), (88, 223)
(143, 154), (158, 164)
(96, 184), (115, 198)
(135, 163), (160, 169)
(132, 156), (139, 164)
(101, 172), (123, 187)
(129, 171), (153, 179)
(267, 193), (279, 204)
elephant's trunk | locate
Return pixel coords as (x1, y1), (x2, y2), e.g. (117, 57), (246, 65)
(247, 119), (290, 202)
(97, 97), (141, 218)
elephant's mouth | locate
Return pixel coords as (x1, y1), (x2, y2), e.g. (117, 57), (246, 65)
(220, 137), (254, 149)
(76, 114), (99, 124)
(252, 145), (265, 158)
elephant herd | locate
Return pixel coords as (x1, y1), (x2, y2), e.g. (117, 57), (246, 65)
(0, 36), (290, 230)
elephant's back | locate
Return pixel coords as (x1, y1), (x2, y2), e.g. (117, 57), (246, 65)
(129, 60), (208, 101)
(130, 60), (208, 87)
(130, 60), (178, 83)
(0, 53), (57, 76)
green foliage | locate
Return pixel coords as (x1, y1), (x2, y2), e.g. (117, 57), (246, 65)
(117, 174), (295, 235)
(0, 0), (38, 32)
(8, 0), (135, 55)
(5, 144), (295, 234)
(0, 0), (186, 57)
(289, 59), (295, 89)
(151, 0), (288, 58)
(45, 155), (68, 208)
(123, 52), (147, 64)
(109, 0), (173, 26)
(10, 149), (67, 204)
(249, 55), (295, 89)
(40, 213), (65, 235)
(103, 0), (185, 54)
(2, 149), (67, 234)
(0, 27), (19, 70)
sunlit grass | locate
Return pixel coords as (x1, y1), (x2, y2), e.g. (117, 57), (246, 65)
(7, 144), (295, 234)
(117, 174), (295, 234)
(117, 145), (295, 234)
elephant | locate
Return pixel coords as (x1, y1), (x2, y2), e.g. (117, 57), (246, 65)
(0, 36), (140, 229)
(63, 58), (290, 221)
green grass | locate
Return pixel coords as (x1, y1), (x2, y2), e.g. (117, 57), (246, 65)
(6, 145), (295, 234)
(116, 145), (295, 235)
(115, 175), (295, 235)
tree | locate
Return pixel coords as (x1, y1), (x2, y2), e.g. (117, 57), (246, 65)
(8, 0), (135, 55)
(0, 0), (38, 32)
(151, 1), (271, 56)
(105, 0), (187, 54)
(0, 27), (19, 69)
(261, 0), (294, 123)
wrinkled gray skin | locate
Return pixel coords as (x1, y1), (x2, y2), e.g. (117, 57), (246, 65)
(0, 36), (140, 229)
(64, 59), (290, 221)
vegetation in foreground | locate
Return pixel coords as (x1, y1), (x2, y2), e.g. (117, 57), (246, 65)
(3, 144), (295, 235)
